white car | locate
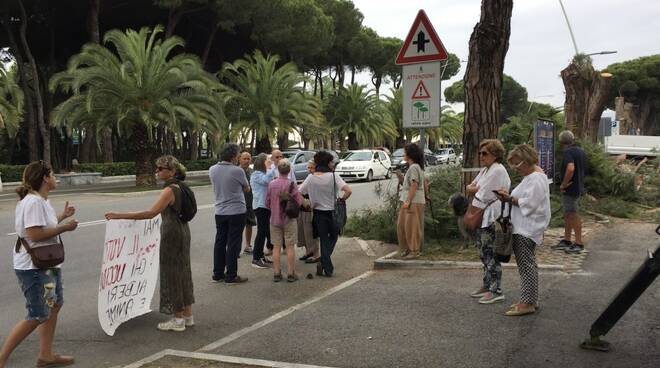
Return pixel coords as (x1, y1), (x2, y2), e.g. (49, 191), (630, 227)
(435, 148), (457, 164)
(335, 150), (391, 181)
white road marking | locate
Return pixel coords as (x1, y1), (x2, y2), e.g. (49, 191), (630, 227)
(123, 349), (339, 368)
(356, 237), (376, 257)
(5, 204), (215, 236)
(197, 270), (375, 352)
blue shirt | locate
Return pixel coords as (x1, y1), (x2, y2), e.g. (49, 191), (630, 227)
(560, 145), (586, 196)
(250, 170), (274, 209)
(209, 162), (249, 216)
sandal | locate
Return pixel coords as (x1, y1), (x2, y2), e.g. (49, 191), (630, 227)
(37, 354), (75, 368)
(299, 252), (314, 261)
(305, 257), (320, 264)
(505, 303), (536, 316)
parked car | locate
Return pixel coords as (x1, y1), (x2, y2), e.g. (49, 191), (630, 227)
(391, 148), (406, 172)
(281, 150), (316, 181)
(434, 148), (457, 164)
(334, 149), (391, 181)
(424, 148), (439, 166)
(391, 147), (437, 171)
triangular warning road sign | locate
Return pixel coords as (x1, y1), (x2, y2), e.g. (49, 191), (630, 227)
(411, 80), (431, 99)
(395, 9), (448, 65)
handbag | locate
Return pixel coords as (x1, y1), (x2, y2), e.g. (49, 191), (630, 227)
(15, 236), (65, 269)
(332, 172), (347, 235)
(494, 200), (513, 263)
(463, 197), (495, 232)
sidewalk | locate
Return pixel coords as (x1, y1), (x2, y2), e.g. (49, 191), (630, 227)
(124, 222), (660, 368)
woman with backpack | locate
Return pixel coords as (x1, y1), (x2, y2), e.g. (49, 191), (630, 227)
(1, 161), (78, 368)
(105, 155), (195, 332)
(265, 159), (303, 282)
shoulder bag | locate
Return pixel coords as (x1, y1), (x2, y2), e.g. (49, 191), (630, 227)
(494, 200), (513, 263)
(463, 197), (495, 232)
(15, 236), (65, 269)
(332, 172), (347, 235)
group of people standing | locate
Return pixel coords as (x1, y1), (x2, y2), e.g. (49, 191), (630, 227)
(2, 133), (586, 366)
(210, 144), (352, 284)
(466, 131), (585, 317)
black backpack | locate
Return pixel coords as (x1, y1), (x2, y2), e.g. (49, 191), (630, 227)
(170, 181), (197, 223)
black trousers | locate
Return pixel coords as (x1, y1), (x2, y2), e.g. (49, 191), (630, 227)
(313, 210), (338, 275)
(213, 213), (246, 279)
(253, 208), (272, 261)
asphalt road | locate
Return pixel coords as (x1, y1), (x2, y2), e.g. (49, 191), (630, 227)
(0, 176), (398, 368)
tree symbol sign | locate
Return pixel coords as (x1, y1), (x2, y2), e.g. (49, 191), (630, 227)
(413, 101), (429, 120)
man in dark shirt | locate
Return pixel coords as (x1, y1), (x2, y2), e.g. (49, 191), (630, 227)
(556, 130), (587, 254)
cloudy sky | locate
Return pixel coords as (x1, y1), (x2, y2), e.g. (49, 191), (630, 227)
(351, 0), (660, 112)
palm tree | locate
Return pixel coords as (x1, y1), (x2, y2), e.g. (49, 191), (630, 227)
(426, 106), (464, 148)
(219, 51), (323, 153)
(49, 25), (222, 186)
(325, 83), (397, 150)
(0, 66), (24, 138)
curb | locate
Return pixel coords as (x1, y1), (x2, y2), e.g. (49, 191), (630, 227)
(84, 184), (212, 197)
(373, 251), (566, 271)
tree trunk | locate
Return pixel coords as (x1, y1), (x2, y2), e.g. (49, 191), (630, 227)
(2, 9), (38, 162)
(396, 128), (405, 148)
(351, 66), (356, 85)
(561, 62), (612, 143)
(584, 73), (611, 141)
(87, 0), (113, 162)
(201, 22), (220, 67)
(276, 132), (288, 150)
(190, 131), (200, 160)
(319, 69), (325, 101)
(371, 74), (382, 98)
(133, 123), (156, 186)
(462, 0), (513, 180)
(80, 129), (95, 162)
(337, 63), (345, 87)
(166, 8), (183, 38)
(87, 0), (100, 43)
(255, 135), (271, 154)
(18, 0), (50, 164)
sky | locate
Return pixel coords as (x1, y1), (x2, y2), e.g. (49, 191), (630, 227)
(351, 0), (660, 113)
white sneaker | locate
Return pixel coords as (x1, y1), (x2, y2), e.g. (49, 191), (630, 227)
(157, 318), (185, 332)
(184, 315), (194, 327)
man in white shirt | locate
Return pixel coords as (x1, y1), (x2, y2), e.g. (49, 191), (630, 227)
(269, 150), (296, 182)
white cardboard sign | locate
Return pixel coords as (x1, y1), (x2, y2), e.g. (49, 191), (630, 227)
(98, 216), (161, 336)
(402, 62), (441, 128)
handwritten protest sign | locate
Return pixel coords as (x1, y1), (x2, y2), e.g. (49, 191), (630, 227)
(98, 216), (161, 336)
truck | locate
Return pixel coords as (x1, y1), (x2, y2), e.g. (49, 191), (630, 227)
(603, 135), (660, 156)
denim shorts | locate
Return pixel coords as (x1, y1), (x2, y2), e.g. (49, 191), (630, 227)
(15, 268), (64, 322)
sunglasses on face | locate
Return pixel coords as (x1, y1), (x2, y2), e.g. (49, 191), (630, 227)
(479, 151), (490, 156)
(156, 166), (169, 172)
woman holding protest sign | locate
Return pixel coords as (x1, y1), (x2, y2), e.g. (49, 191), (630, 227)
(105, 155), (195, 332)
(1, 161), (78, 368)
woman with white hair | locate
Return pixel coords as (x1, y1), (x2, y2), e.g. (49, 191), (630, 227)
(266, 159), (303, 282)
(495, 144), (551, 316)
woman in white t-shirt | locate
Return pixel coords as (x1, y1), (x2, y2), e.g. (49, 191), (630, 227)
(466, 139), (511, 305)
(495, 144), (551, 317)
(299, 151), (351, 277)
(1, 161), (78, 368)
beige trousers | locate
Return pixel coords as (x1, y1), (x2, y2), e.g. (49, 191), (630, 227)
(397, 203), (425, 253)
